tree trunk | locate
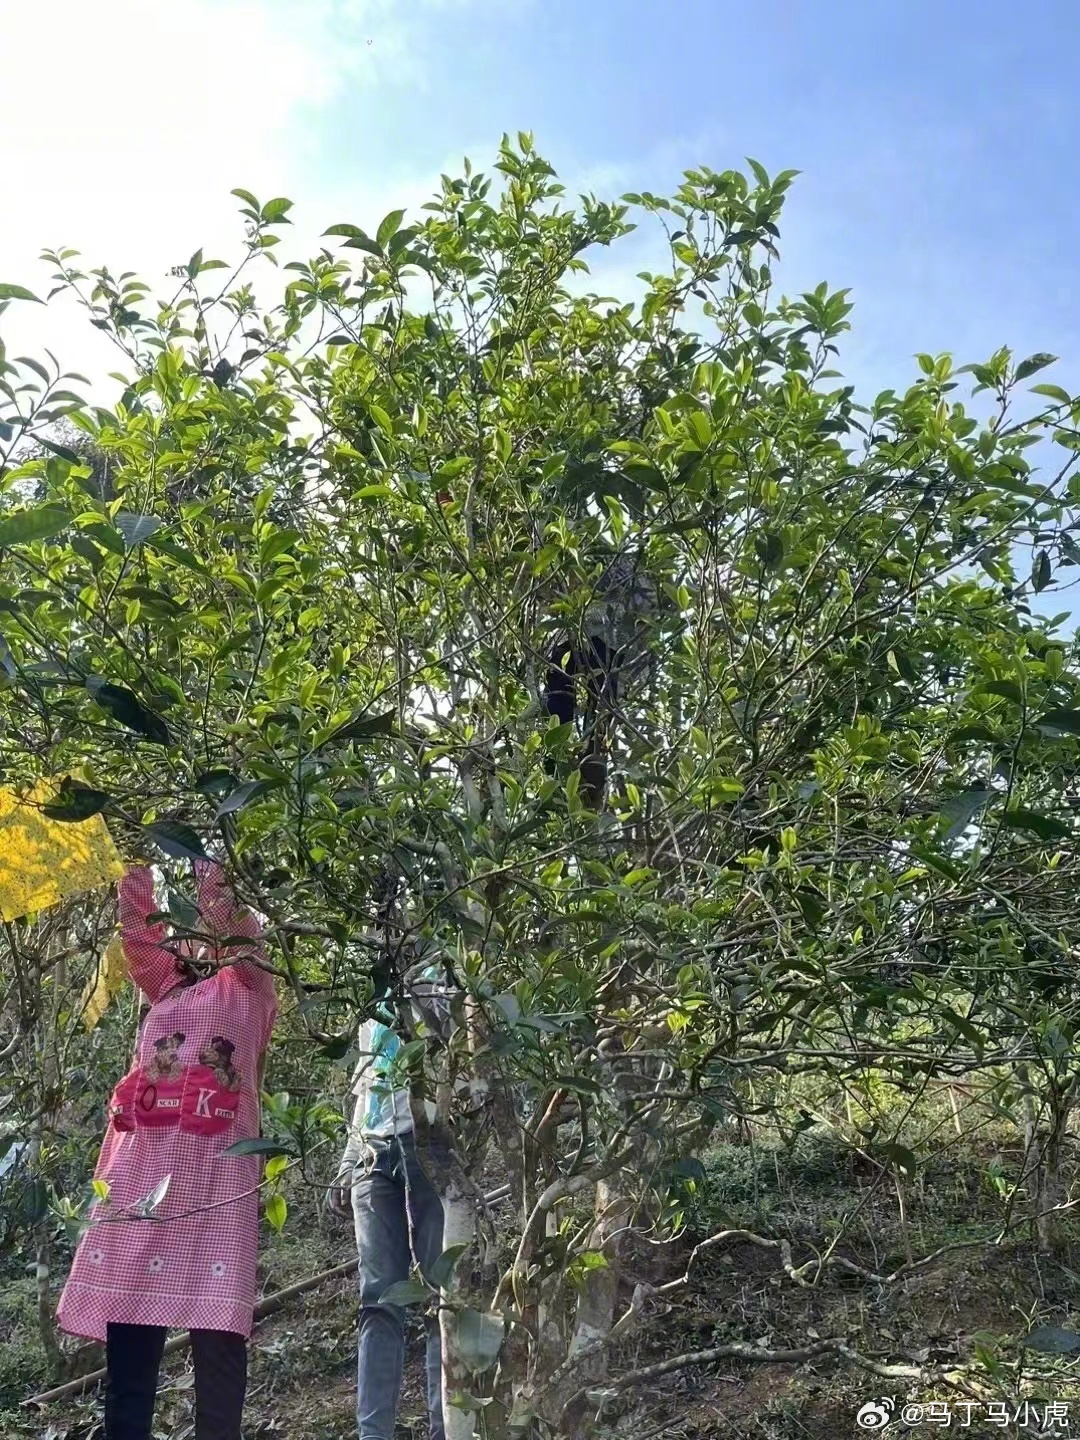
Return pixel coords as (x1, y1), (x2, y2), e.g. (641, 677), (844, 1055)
(1020, 1069), (1073, 1256)
(568, 1178), (629, 1380)
(439, 1174), (480, 1440)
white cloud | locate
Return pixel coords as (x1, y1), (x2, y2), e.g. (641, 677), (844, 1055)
(0, 1), (685, 399)
(0, 0), (475, 390)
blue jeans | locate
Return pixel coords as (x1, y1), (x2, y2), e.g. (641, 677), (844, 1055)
(351, 1131), (446, 1440)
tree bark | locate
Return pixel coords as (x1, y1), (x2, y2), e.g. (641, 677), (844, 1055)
(569, 1177), (628, 1374)
(439, 1171), (480, 1440)
(1023, 1081), (1071, 1256)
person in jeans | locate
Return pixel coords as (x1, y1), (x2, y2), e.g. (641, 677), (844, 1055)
(328, 969), (451, 1440)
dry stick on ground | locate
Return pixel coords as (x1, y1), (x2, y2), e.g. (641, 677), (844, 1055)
(607, 1337), (924, 1390)
(558, 1337), (924, 1430)
(649, 1221), (1019, 1299)
(26, 1182), (513, 1408)
(551, 1212), (1047, 1414)
(26, 1189), (1047, 1410)
(23, 1258), (359, 1407)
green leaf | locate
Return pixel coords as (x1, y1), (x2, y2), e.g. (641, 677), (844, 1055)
(86, 679), (172, 744)
(1032, 549), (1052, 593)
(317, 1033), (354, 1060)
(378, 1278), (432, 1307)
(0, 283), (43, 303)
(701, 776), (745, 804)
(123, 585), (183, 616)
(39, 437), (81, 464)
(1001, 808), (1070, 842)
(265, 1154), (290, 1182)
(261, 197), (294, 223)
(321, 709), (397, 746)
(82, 522), (126, 556)
(671, 1156), (708, 1185)
(195, 769), (238, 797)
(979, 470), (1043, 498)
(214, 778), (283, 819)
(1031, 383), (1072, 405)
(944, 725), (997, 746)
(877, 1142), (918, 1179)
(115, 512), (162, 547)
(354, 484), (392, 500)
(939, 787), (991, 840)
(342, 235), (384, 258)
(19, 1179), (49, 1226)
(259, 529), (301, 565)
(941, 1008), (985, 1051)
(754, 530), (784, 569)
(220, 1138), (295, 1158)
(1024, 1325), (1080, 1354)
(166, 888), (200, 930)
(265, 1193), (287, 1233)
(428, 1242), (470, 1290)
(17, 355), (50, 385)
(0, 505), (73, 548)
(909, 846), (962, 882)
(41, 778), (110, 822)
(1035, 709), (1080, 737)
(977, 680), (1024, 705)
(1014, 353), (1057, 382)
(376, 209), (405, 251)
(144, 820), (208, 861)
(436, 457), (471, 481)
(133, 1174), (171, 1217)
(796, 888), (827, 930)
(323, 223), (368, 239)
(456, 1308), (505, 1373)
(144, 534), (210, 575)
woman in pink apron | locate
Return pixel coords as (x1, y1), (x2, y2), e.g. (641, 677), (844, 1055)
(57, 861), (277, 1440)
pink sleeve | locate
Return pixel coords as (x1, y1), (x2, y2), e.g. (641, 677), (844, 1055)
(117, 868), (178, 1004)
(195, 861), (278, 1040)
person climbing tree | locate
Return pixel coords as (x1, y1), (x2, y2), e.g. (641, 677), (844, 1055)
(56, 860), (278, 1440)
(542, 547), (658, 809)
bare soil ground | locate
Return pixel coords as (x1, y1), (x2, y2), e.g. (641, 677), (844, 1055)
(8, 1130), (1080, 1439)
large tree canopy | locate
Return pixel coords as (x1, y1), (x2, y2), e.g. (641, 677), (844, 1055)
(4, 136), (1080, 1434)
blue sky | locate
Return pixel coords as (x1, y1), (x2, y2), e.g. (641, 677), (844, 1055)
(301, 0), (1080, 399)
(3, 0), (1078, 609)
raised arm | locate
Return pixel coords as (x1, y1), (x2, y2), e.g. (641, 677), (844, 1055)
(117, 867), (180, 1004)
(194, 861), (277, 1037)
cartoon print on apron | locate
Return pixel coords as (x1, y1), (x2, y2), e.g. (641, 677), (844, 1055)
(108, 1031), (243, 1138)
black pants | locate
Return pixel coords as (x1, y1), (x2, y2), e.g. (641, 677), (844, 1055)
(105, 1323), (247, 1440)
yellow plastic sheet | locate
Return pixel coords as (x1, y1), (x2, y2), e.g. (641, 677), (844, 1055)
(80, 932), (130, 1030)
(0, 778), (125, 922)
